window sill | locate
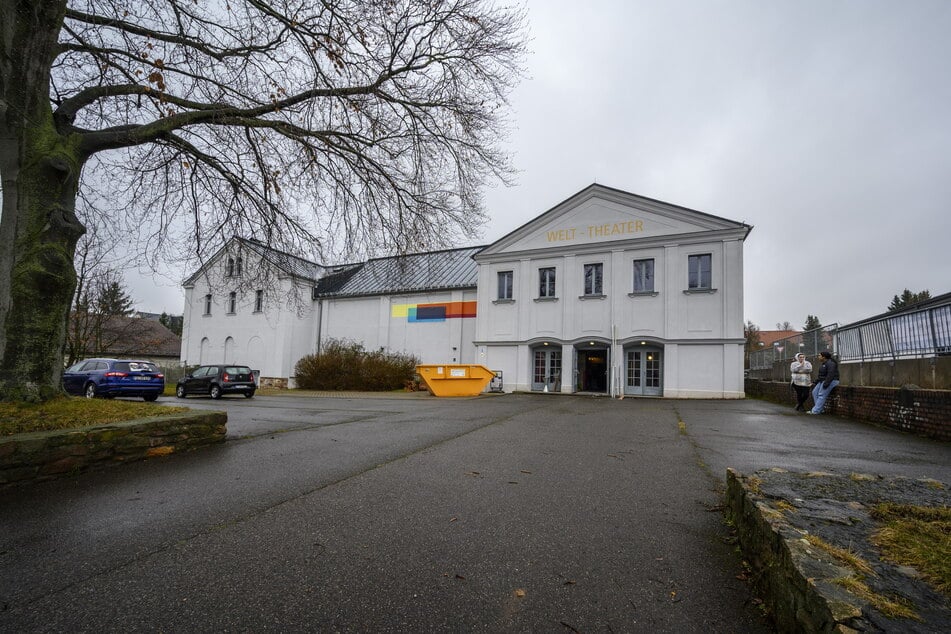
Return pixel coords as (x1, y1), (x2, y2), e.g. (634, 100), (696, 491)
(534, 297), (559, 303)
(683, 288), (718, 294)
(628, 291), (659, 297)
(226, 312), (236, 316)
(578, 294), (606, 300)
(493, 299), (516, 305)
(253, 310), (263, 314)
(202, 313), (212, 317)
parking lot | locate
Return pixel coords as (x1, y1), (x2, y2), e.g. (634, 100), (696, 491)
(2, 393), (948, 632)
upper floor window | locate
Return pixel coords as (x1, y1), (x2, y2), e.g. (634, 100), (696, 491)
(254, 289), (264, 313)
(228, 291), (237, 314)
(688, 254), (712, 290)
(539, 267), (556, 298)
(226, 256), (243, 277)
(632, 259), (655, 293)
(498, 270), (514, 300)
(583, 263), (603, 296)
(203, 294), (212, 316)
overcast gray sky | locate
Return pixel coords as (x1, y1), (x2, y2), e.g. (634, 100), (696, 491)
(135, 0), (951, 330)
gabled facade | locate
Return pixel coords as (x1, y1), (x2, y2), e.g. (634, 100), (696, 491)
(180, 184), (751, 396)
(473, 184), (750, 397)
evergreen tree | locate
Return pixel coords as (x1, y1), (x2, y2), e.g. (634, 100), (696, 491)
(887, 289), (931, 312)
(803, 315), (822, 331)
(96, 280), (135, 316)
(159, 312), (184, 336)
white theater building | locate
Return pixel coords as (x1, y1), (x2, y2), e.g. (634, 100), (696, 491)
(181, 184), (751, 397)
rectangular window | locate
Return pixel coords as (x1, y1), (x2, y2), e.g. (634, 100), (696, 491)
(539, 267), (556, 298)
(236, 256), (243, 276)
(228, 291), (237, 314)
(632, 259), (654, 293)
(254, 289), (263, 312)
(203, 294), (212, 315)
(498, 270), (513, 300)
(688, 254), (712, 290)
(583, 263), (603, 295)
(226, 257), (235, 277)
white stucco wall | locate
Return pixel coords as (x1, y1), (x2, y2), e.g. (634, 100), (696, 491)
(319, 290), (478, 365)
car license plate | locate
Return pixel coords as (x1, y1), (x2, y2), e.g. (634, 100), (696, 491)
(134, 376), (151, 381)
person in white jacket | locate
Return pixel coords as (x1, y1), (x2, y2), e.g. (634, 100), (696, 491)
(789, 352), (813, 412)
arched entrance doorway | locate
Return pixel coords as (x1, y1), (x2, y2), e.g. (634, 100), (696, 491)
(624, 344), (663, 396)
(575, 342), (609, 393)
(531, 344), (562, 392)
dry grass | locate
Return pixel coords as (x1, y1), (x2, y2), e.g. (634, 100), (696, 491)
(774, 499), (797, 514)
(804, 534), (875, 576)
(0, 398), (188, 437)
(871, 503), (951, 599)
(832, 576), (919, 620)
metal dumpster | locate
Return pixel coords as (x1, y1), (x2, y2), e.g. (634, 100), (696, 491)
(416, 364), (496, 397)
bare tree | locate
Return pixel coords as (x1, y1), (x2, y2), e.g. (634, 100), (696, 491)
(0, 0), (526, 400)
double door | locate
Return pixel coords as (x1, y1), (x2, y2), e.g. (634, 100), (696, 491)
(532, 348), (561, 392)
(625, 348), (663, 396)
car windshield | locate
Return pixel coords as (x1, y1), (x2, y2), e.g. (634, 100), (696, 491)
(225, 367), (252, 375)
(114, 361), (158, 373)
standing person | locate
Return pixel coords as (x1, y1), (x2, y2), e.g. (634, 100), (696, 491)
(808, 351), (839, 415)
(790, 352), (813, 411)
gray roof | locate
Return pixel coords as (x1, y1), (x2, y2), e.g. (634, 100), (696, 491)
(315, 247), (483, 298)
(239, 238), (321, 281)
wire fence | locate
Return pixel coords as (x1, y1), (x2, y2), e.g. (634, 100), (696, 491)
(749, 325), (838, 370)
(750, 296), (951, 369)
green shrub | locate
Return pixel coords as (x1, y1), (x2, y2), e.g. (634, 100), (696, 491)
(294, 339), (419, 391)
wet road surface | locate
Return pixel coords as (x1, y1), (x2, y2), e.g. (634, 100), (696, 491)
(1, 393), (947, 632)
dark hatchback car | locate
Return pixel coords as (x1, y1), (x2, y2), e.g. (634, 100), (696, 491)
(176, 365), (256, 399)
(62, 358), (165, 401)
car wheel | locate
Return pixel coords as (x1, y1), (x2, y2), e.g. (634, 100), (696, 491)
(84, 383), (97, 399)
(176, 385), (187, 399)
(244, 390), (255, 399)
(143, 393), (159, 402)
(210, 384), (222, 399)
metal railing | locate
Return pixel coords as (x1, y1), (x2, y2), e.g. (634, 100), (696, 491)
(749, 296), (951, 368)
(836, 302), (951, 361)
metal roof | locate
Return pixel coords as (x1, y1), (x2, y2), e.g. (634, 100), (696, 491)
(315, 246), (483, 298)
(239, 238), (322, 281)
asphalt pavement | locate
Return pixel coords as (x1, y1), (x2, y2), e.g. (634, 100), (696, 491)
(1, 393), (948, 632)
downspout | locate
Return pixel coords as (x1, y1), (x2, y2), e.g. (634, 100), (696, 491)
(315, 295), (323, 356)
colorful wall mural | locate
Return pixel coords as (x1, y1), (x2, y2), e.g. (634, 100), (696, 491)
(391, 301), (477, 323)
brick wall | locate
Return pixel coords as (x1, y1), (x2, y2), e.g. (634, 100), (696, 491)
(745, 379), (951, 441)
(0, 412), (227, 487)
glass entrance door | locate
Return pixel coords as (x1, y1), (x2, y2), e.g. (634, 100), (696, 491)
(625, 348), (663, 396)
(532, 348), (562, 392)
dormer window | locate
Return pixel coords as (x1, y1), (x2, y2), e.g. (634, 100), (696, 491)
(226, 257), (235, 277)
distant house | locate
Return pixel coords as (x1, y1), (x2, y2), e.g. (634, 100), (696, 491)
(755, 330), (799, 350)
(70, 314), (182, 368)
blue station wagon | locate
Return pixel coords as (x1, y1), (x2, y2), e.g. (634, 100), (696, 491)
(62, 358), (165, 401)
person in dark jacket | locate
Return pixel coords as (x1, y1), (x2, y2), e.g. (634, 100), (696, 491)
(808, 350), (839, 414)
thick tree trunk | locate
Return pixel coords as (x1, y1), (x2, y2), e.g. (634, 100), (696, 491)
(0, 0), (85, 400)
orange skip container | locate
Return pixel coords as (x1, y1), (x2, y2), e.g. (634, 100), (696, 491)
(415, 365), (496, 397)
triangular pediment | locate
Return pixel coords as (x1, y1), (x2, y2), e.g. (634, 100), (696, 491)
(478, 184), (749, 258)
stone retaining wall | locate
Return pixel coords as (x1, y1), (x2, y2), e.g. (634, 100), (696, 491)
(725, 468), (865, 633)
(745, 379), (951, 441)
(0, 412), (227, 487)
